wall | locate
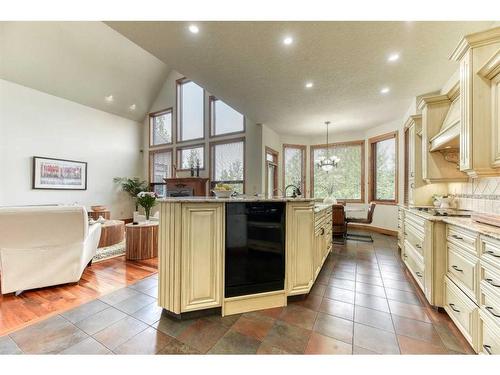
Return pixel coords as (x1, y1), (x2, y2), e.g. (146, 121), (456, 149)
(0, 79), (143, 218)
(449, 177), (500, 214)
(143, 70), (262, 195)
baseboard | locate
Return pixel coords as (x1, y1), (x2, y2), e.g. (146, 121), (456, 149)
(347, 223), (397, 237)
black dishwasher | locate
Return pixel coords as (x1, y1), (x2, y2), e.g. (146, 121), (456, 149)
(225, 202), (286, 298)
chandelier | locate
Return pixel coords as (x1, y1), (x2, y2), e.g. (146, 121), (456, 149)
(316, 121), (340, 172)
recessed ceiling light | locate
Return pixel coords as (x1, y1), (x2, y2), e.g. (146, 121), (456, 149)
(305, 82), (314, 88)
(129, 104), (137, 111)
(188, 24), (199, 34)
(380, 87), (390, 94)
(283, 36), (293, 45)
(388, 53), (400, 62)
(105, 95), (114, 102)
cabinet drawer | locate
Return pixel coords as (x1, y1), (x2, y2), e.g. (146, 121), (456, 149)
(444, 277), (479, 349)
(479, 310), (500, 355)
(447, 244), (479, 302)
(403, 240), (425, 291)
(480, 283), (500, 326)
(481, 236), (500, 267)
(447, 225), (479, 256)
(405, 211), (426, 230)
(481, 262), (500, 297)
(405, 222), (424, 257)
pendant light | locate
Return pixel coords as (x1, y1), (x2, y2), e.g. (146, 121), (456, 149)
(316, 121), (339, 172)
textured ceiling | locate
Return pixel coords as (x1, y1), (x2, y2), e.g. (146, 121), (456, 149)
(106, 21), (492, 135)
(0, 21), (169, 122)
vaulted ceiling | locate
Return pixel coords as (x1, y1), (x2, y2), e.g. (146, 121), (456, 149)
(0, 21), (169, 122)
(1, 21), (494, 134)
(106, 21), (493, 135)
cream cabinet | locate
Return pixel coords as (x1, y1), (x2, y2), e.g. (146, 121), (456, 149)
(286, 202), (315, 296)
(401, 210), (446, 307)
(451, 27), (500, 177)
(418, 93), (468, 183)
(180, 203), (224, 312)
(158, 201), (224, 315)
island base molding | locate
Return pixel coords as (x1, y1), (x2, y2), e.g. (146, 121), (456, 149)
(161, 307), (222, 321)
(222, 290), (287, 316)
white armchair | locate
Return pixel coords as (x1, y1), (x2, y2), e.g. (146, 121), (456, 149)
(0, 205), (101, 294)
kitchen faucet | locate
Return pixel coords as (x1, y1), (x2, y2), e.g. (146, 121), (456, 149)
(284, 184), (302, 198)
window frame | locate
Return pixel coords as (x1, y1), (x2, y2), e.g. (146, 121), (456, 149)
(176, 143), (206, 171)
(282, 144), (306, 196)
(310, 140), (365, 203)
(265, 146), (279, 197)
(149, 107), (173, 148)
(176, 77), (205, 144)
(368, 131), (399, 205)
(149, 147), (174, 185)
(209, 95), (246, 138)
(209, 137), (246, 193)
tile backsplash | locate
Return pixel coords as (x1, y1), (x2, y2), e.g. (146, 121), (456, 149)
(448, 177), (500, 214)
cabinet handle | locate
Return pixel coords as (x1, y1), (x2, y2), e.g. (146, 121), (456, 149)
(486, 278), (500, 288)
(449, 303), (460, 313)
(404, 232), (408, 236)
(320, 228), (325, 235)
(410, 183), (415, 189)
(451, 265), (464, 272)
(452, 234), (463, 240)
(486, 306), (500, 318)
(483, 345), (493, 355)
(411, 172), (414, 177)
(416, 271), (423, 278)
(415, 244), (422, 249)
(485, 250), (500, 258)
(403, 254), (408, 259)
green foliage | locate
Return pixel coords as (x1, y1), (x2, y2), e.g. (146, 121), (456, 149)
(374, 139), (396, 200)
(113, 177), (149, 210)
(313, 146), (362, 199)
(284, 149), (303, 189)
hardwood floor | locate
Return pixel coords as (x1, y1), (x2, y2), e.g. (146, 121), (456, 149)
(0, 256), (157, 336)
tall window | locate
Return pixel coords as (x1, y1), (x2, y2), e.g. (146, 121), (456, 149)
(210, 138), (245, 193)
(311, 141), (365, 202)
(149, 108), (172, 146)
(149, 149), (172, 197)
(177, 144), (205, 170)
(369, 131), (398, 203)
(177, 79), (204, 142)
(210, 96), (245, 136)
(283, 144), (306, 195)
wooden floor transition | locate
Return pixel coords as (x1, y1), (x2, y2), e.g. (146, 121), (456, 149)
(0, 256), (158, 336)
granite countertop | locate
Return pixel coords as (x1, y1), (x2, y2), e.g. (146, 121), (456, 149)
(400, 206), (500, 241)
(158, 196), (318, 203)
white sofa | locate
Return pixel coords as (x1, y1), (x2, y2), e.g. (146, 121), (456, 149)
(0, 205), (101, 294)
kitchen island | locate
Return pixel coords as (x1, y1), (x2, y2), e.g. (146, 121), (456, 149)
(157, 197), (332, 318)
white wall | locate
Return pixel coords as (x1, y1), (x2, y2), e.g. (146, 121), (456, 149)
(0, 79), (143, 218)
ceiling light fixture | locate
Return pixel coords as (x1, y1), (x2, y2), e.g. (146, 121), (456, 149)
(388, 53), (400, 62)
(316, 121), (340, 172)
(283, 36), (293, 45)
(305, 82), (314, 88)
(105, 95), (114, 102)
(129, 104), (137, 111)
(380, 87), (390, 94)
(188, 24), (199, 34)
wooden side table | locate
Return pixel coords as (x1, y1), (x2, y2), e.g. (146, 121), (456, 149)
(89, 210), (111, 220)
(98, 220), (125, 248)
(125, 222), (159, 260)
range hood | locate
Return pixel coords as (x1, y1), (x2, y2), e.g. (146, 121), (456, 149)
(429, 96), (460, 151)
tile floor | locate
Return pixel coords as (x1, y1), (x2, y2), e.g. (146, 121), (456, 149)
(0, 232), (475, 355)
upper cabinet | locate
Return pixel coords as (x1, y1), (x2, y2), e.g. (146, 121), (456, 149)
(418, 85), (469, 183)
(404, 115), (447, 206)
(450, 27), (500, 178)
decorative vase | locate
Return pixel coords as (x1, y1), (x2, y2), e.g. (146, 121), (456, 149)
(145, 207), (151, 221)
(133, 211), (140, 222)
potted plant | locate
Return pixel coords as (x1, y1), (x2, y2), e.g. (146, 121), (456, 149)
(113, 177), (149, 217)
(137, 192), (158, 222)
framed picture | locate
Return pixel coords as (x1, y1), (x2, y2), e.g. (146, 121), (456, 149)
(32, 156), (87, 190)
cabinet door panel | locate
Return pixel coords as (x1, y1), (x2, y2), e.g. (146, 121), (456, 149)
(286, 204), (314, 295)
(181, 204), (223, 312)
